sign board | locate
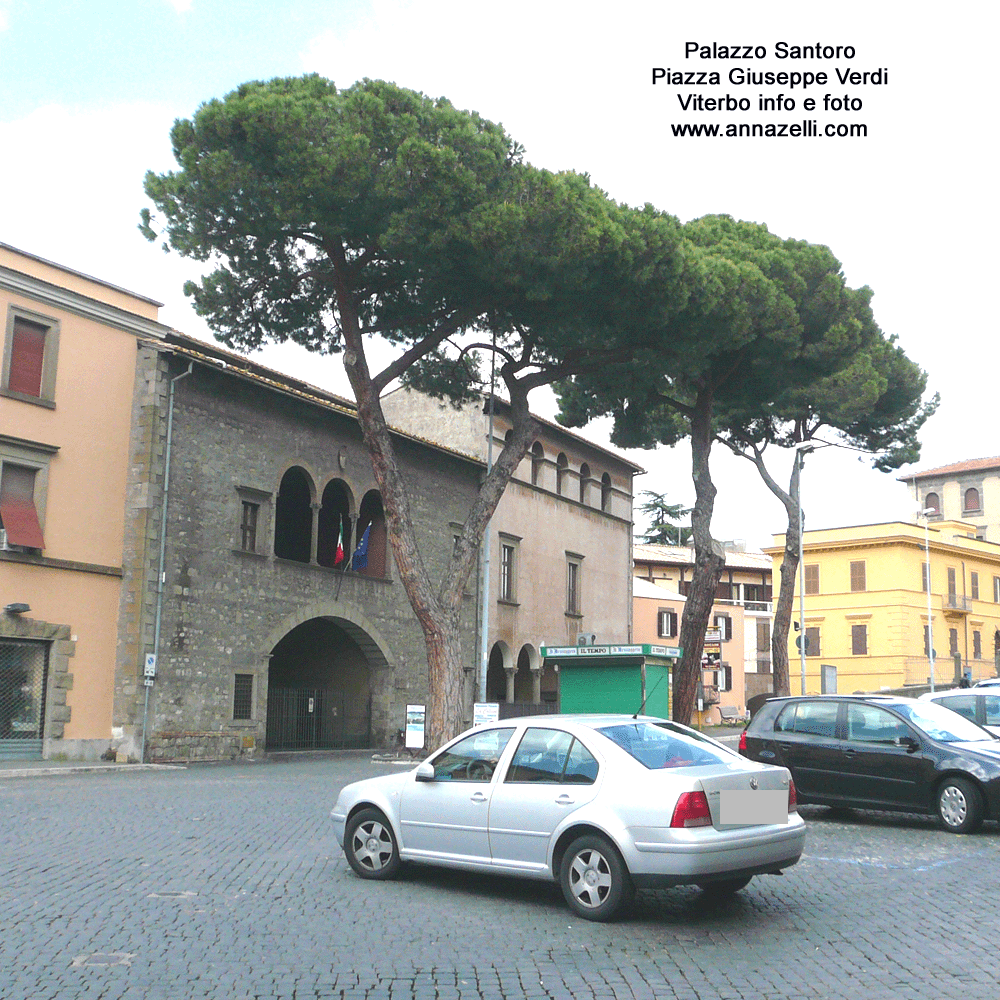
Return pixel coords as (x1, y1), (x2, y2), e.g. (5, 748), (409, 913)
(143, 678), (154, 687)
(143, 653), (157, 678)
(473, 702), (500, 727)
(405, 704), (426, 750)
(542, 644), (682, 659)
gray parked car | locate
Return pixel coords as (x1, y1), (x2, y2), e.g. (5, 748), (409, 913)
(920, 688), (1000, 738)
(331, 714), (805, 921)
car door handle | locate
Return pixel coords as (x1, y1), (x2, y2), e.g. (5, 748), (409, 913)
(842, 749), (856, 758)
(470, 791), (488, 803)
(556, 794), (575, 805)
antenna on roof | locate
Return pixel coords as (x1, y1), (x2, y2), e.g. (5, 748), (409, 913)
(633, 670), (668, 720)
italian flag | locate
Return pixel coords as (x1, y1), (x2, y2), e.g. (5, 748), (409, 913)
(334, 521), (344, 566)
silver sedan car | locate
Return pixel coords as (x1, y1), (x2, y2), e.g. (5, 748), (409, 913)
(331, 714), (806, 921)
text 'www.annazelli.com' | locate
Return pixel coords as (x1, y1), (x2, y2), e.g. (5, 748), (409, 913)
(671, 121), (867, 138)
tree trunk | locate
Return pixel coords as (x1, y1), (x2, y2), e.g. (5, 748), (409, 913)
(732, 443), (801, 698)
(674, 391), (725, 725)
(331, 260), (536, 751)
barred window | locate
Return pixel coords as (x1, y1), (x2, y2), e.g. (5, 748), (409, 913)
(233, 674), (254, 720)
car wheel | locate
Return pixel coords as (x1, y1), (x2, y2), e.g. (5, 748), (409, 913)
(559, 835), (632, 922)
(344, 807), (401, 879)
(698, 875), (753, 897)
(936, 777), (983, 834)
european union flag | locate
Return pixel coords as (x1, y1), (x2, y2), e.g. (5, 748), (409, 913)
(351, 524), (371, 571)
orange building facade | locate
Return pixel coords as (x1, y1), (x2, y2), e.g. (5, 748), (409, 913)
(0, 243), (168, 759)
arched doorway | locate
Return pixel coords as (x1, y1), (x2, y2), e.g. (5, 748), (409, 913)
(266, 617), (380, 750)
(486, 641), (513, 701)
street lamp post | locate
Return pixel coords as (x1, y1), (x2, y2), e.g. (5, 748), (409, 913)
(794, 442), (814, 695)
(919, 507), (936, 692)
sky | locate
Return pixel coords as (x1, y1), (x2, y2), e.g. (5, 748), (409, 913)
(2, 0), (995, 549)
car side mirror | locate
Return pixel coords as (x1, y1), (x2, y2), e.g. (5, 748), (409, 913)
(896, 735), (919, 753)
(414, 761), (435, 782)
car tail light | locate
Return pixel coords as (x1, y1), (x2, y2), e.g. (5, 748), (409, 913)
(788, 777), (798, 813)
(670, 790), (712, 828)
(738, 730), (747, 753)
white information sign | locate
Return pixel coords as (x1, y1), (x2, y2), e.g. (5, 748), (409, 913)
(405, 704), (426, 750)
(143, 653), (157, 678)
(473, 702), (500, 727)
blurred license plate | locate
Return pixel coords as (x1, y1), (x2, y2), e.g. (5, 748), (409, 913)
(720, 790), (788, 825)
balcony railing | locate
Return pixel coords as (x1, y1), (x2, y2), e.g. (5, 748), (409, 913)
(942, 594), (972, 612)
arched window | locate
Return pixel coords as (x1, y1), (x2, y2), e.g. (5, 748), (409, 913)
(356, 490), (387, 578)
(530, 442), (544, 487)
(964, 487), (981, 512)
(601, 472), (612, 513)
(556, 453), (568, 496)
(317, 479), (353, 569)
(274, 467), (314, 563)
(578, 462), (590, 505)
(925, 492), (940, 514)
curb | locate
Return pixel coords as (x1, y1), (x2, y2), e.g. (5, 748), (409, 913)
(0, 763), (186, 779)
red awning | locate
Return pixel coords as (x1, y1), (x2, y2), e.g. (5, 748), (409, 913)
(0, 499), (45, 548)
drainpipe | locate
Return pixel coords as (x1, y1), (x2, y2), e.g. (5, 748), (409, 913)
(477, 364), (496, 704)
(141, 361), (193, 762)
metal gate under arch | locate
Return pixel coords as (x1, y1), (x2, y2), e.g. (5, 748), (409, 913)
(265, 688), (372, 751)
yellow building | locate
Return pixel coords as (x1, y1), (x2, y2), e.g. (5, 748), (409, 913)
(765, 520), (1000, 694)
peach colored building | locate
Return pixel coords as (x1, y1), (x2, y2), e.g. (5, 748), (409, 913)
(633, 577), (749, 724)
(382, 389), (641, 709)
(632, 542), (777, 721)
(0, 243), (168, 759)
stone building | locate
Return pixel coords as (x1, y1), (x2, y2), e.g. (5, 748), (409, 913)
(901, 457), (1000, 542)
(114, 333), (483, 761)
(381, 389), (641, 712)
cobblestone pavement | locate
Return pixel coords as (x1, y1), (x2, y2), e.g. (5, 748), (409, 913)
(2, 754), (999, 1000)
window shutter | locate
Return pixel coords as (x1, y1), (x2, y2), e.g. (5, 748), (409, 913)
(8, 318), (46, 397)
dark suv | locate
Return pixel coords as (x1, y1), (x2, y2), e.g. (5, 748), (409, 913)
(739, 695), (1000, 833)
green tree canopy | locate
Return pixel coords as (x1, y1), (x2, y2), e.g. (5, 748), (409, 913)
(558, 215), (909, 722)
(141, 75), (692, 747)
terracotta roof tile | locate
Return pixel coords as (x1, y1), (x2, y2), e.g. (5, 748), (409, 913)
(898, 456), (1000, 481)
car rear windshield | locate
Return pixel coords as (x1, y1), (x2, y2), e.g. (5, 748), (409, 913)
(891, 700), (994, 743)
(597, 721), (734, 769)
